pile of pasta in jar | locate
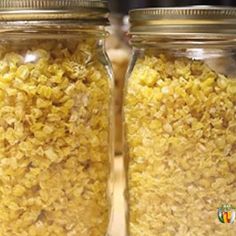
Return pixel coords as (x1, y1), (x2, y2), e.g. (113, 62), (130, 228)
(0, 38), (110, 236)
(125, 7), (236, 236)
(0, 1), (113, 235)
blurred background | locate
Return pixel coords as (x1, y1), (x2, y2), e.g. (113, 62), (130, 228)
(109, 0), (236, 13)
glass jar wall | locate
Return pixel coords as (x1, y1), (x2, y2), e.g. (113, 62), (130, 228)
(0, 1), (113, 236)
(124, 7), (236, 236)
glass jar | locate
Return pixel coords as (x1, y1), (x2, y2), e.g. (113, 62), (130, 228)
(0, 1), (113, 236)
(124, 6), (236, 236)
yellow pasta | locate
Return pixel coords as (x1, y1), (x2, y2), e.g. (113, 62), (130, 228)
(0, 39), (110, 236)
(125, 54), (236, 236)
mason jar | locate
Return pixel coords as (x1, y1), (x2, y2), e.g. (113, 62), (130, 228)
(124, 7), (236, 236)
(0, 1), (113, 235)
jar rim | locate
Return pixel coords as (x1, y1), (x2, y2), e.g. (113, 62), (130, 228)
(0, 0), (109, 25)
(129, 6), (236, 36)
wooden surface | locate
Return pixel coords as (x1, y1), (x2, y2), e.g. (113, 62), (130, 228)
(109, 155), (127, 236)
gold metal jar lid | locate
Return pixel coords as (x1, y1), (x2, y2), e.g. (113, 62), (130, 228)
(0, 0), (109, 25)
(129, 6), (236, 36)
